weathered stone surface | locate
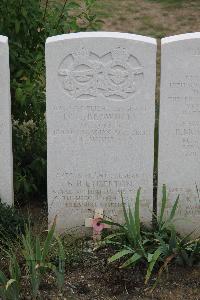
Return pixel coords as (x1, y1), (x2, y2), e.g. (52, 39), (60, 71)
(46, 32), (156, 232)
(0, 36), (13, 205)
(158, 33), (200, 235)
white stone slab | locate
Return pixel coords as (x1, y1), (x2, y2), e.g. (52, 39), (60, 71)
(158, 33), (200, 236)
(0, 36), (13, 205)
(46, 32), (157, 233)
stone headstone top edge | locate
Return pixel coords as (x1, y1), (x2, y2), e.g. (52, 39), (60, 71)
(0, 35), (8, 44)
(46, 31), (157, 45)
(162, 32), (200, 45)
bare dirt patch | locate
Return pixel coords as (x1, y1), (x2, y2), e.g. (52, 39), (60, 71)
(37, 244), (200, 300)
(95, 0), (200, 38)
(18, 204), (200, 300)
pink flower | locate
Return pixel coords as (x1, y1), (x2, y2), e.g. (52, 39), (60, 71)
(92, 218), (105, 233)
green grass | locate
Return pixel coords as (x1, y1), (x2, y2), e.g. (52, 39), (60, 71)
(146, 0), (185, 7)
(138, 15), (168, 38)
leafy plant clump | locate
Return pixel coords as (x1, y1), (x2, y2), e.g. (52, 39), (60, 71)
(0, 200), (26, 243)
(0, 253), (21, 300)
(0, 0), (101, 202)
(0, 218), (67, 299)
(21, 218), (65, 298)
(102, 185), (200, 289)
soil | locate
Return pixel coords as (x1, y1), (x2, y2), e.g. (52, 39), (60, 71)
(20, 203), (200, 300)
(37, 242), (200, 300)
(94, 0), (200, 37)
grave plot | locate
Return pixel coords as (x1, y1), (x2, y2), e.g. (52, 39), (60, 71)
(46, 32), (157, 232)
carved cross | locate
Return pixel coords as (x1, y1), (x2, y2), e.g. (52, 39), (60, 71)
(85, 208), (110, 241)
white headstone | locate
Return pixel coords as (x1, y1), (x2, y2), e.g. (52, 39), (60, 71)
(158, 33), (200, 235)
(0, 36), (13, 205)
(46, 32), (157, 232)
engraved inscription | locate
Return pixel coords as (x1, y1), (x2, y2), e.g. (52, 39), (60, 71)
(47, 33), (156, 232)
(168, 74), (200, 158)
(58, 47), (143, 101)
(51, 104), (150, 144)
(159, 37), (200, 235)
(51, 171), (150, 213)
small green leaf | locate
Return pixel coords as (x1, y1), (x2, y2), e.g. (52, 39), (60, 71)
(6, 279), (16, 290)
(0, 271), (7, 285)
(169, 228), (177, 252)
(128, 205), (136, 241)
(104, 232), (124, 240)
(21, 7), (27, 17)
(101, 219), (124, 229)
(35, 237), (42, 262)
(134, 188), (141, 238)
(168, 195), (179, 222)
(66, 2), (80, 9)
(42, 217), (56, 260)
(120, 253), (142, 268)
(108, 249), (133, 263)
(145, 248), (162, 284)
(159, 185), (167, 227)
(121, 191), (130, 227)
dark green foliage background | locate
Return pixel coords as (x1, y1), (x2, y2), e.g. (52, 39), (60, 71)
(0, 200), (25, 242)
(0, 0), (101, 203)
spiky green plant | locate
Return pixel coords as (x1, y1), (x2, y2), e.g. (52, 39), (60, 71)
(0, 253), (21, 300)
(53, 236), (66, 291)
(156, 184), (179, 233)
(21, 218), (56, 298)
(103, 185), (199, 286)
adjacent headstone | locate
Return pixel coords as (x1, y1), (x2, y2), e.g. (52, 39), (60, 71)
(0, 36), (13, 205)
(46, 32), (157, 233)
(158, 33), (200, 235)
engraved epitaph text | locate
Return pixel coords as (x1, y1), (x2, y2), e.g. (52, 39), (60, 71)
(46, 33), (156, 232)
